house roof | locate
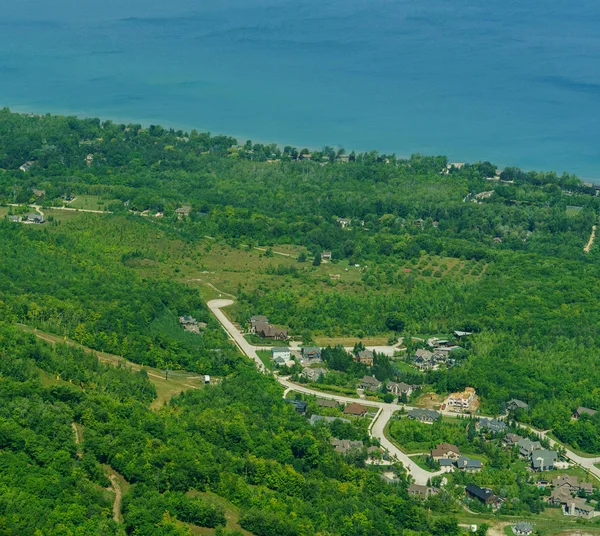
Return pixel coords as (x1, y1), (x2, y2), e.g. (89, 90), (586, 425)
(456, 456), (482, 469)
(531, 450), (557, 469)
(572, 497), (594, 513)
(387, 381), (412, 392)
(439, 458), (454, 466)
(431, 443), (460, 457)
(357, 349), (374, 359)
(250, 315), (269, 323)
(408, 408), (440, 421)
(271, 347), (290, 353)
(343, 402), (368, 416)
(517, 438), (541, 451)
(310, 415), (349, 426)
(465, 484), (494, 502)
(551, 487), (573, 503)
(576, 406), (597, 417)
(302, 346), (321, 355)
(360, 375), (381, 386)
(285, 400), (307, 412)
(507, 398), (529, 409)
(415, 349), (434, 360)
(316, 399), (338, 408)
(513, 522), (533, 533)
(478, 418), (506, 432)
(330, 438), (364, 453)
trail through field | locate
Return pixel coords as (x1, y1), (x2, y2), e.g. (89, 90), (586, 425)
(71, 422), (82, 458)
(584, 225), (596, 252)
(109, 475), (122, 523)
(187, 278), (236, 299)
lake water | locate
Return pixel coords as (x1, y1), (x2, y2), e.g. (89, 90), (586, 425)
(1, 0), (599, 178)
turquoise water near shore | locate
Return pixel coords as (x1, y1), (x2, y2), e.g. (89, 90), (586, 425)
(1, 0), (599, 178)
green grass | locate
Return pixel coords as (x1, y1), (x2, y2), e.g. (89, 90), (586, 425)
(256, 350), (275, 371)
(66, 194), (117, 211)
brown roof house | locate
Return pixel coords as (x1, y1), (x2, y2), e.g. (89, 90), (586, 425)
(573, 406), (597, 419)
(343, 402), (368, 417)
(355, 349), (374, 366)
(431, 443), (461, 461)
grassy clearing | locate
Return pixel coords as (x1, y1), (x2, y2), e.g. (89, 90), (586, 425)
(256, 350), (275, 371)
(313, 335), (390, 346)
(17, 324), (205, 408)
(67, 194), (116, 211)
(186, 491), (254, 535)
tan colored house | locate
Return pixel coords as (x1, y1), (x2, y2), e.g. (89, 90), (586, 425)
(431, 443), (461, 461)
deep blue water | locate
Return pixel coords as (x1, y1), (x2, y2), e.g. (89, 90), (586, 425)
(1, 0), (600, 178)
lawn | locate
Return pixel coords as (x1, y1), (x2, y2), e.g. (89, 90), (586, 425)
(256, 350), (275, 371)
(66, 194), (116, 211)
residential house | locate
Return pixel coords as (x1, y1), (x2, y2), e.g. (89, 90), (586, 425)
(175, 205), (191, 218)
(517, 438), (542, 457)
(309, 415), (350, 426)
(32, 188), (45, 198)
(343, 402), (368, 417)
(8, 215), (20, 223)
(316, 399), (339, 409)
(359, 375), (382, 391)
(271, 347), (291, 361)
(408, 484), (439, 498)
(531, 449), (557, 471)
(330, 438), (364, 455)
(573, 406), (597, 419)
(285, 400), (307, 414)
(302, 346), (321, 361)
(407, 408), (440, 424)
(356, 349), (374, 366)
(503, 434), (523, 447)
(446, 387), (476, 410)
(550, 486), (573, 507)
(255, 322), (289, 340)
(506, 399), (529, 412)
(439, 458), (454, 472)
(19, 161), (33, 172)
(321, 251), (332, 261)
(179, 315), (203, 334)
(552, 475), (593, 495)
(387, 381), (413, 397)
(566, 498), (595, 519)
(26, 213), (44, 224)
(249, 315), (269, 333)
(465, 484), (498, 506)
(336, 217), (352, 228)
(431, 443), (461, 461)
(273, 354), (291, 366)
(512, 522), (533, 535)
(477, 418), (507, 434)
(302, 367), (328, 382)
(453, 330), (472, 338)
(455, 456), (482, 472)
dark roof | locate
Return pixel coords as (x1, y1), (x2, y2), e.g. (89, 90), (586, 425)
(466, 484), (494, 502)
(302, 346), (321, 356)
(456, 456), (482, 469)
(316, 399), (338, 408)
(576, 406), (597, 417)
(408, 408), (440, 421)
(285, 400), (307, 413)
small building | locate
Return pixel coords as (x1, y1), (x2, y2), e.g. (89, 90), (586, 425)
(446, 387), (476, 410)
(302, 367), (328, 382)
(271, 347), (291, 361)
(431, 443), (461, 461)
(387, 381), (413, 397)
(517, 438), (542, 457)
(302, 346), (321, 360)
(573, 406), (597, 419)
(356, 349), (374, 366)
(477, 418), (507, 434)
(407, 408), (440, 424)
(26, 213), (44, 224)
(465, 484), (498, 506)
(408, 484), (438, 498)
(321, 251), (332, 261)
(359, 375), (382, 391)
(531, 449), (557, 471)
(512, 522), (533, 535)
(336, 217), (352, 228)
(285, 399), (307, 414)
(255, 322), (289, 340)
(330, 438), (364, 455)
(204, 375), (211, 384)
(506, 399), (529, 412)
(503, 433), (523, 447)
(455, 456), (482, 472)
(316, 399), (339, 409)
(249, 315), (269, 333)
(175, 205), (192, 218)
(32, 188), (46, 198)
(453, 330), (472, 338)
(19, 161), (33, 172)
(8, 215), (21, 223)
(439, 458), (454, 472)
(343, 402), (368, 417)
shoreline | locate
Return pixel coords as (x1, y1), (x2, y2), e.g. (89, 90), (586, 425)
(5, 103), (599, 184)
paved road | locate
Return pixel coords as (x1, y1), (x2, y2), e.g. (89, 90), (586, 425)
(207, 299), (600, 485)
(8, 203), (110, 215)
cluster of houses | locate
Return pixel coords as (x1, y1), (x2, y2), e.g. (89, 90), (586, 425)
(430, 443), (483, 473)
(8, 213), (45, 224)
(547, 475), (595, 518)
(357, 375), (415, 398)
(412, 334), (466, 371)
(249, 315), (288, 340)
(178, 315), (207, 334)
(503, 434), (561, 471)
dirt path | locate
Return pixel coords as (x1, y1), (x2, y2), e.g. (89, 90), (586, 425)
(109, 475), (122, 523)
(71, 422), (83, 458)
(585, 225), (596, 252)
(187, 278), (236, 299)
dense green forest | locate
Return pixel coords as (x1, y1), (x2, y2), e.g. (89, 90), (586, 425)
(2, 108), (600, 533)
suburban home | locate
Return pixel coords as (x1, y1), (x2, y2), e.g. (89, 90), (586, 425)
(455, 456), (482, 472)
(273, 355), (291, 366)
(517, 438), (542, 457)
(255, 322), (289, 340)
(359, 375), (382, 391)
(414, 348), (434, 362)
(8, 215), (21, 223)
(336, 217), (352, 228)
(285, 400), (307, 414)
(512, 522), (533, 535)
(552, 475), (593, 495)
(446, 387), (476, 410)
(408, 484), (439, 498)
(302, 346), (321, 360)
(550, 486), (573, 506)
(271, 347), (291, 361)
(26, 213), (44, 224)
(175, 205), (191, 218)
(343, 402), (368, 417)
(477, 418), (507, 434)
(439, 458), (454, 472)
(302, 367), (328, 382)
(321, 251), (332, 261)
(552, 495), (595, 518)
(316, 399), (339, 409)
(386, 381), (413, 397)
(309, 415), (349, 426)
(506, 399), (529, 412)
(19, 161), (33, 172)
(503, 434), (523, 447)
(356, 349), (374, 365)
(407, 408), (440, 424)
(431, 443), (461, 461)
(573, 406), (597, 419)
(330, 438), (364, 455)
(249, 315), (269, 332)
(178, 315), (204, 334)
(465, 484), (498, 506)
(32, 188), (45, 198)
(531, 449), (557, 471)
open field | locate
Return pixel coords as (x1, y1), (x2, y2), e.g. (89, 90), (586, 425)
(66, 194), (117, 211)
(186, 491), (254, 535)
(17, 324), (205, 408)
(313, 335), (390, 346)
(256, 350), (275, 371)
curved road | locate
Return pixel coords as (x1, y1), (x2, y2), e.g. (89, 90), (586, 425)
(207, 299), (600, 484)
